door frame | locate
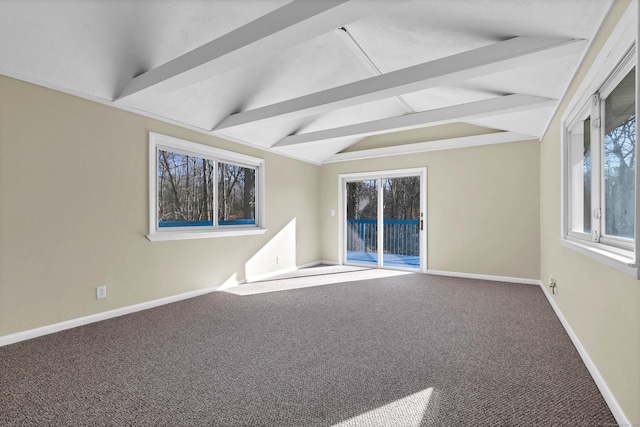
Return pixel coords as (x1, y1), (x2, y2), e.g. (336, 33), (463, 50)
(338, 167), (427, 273)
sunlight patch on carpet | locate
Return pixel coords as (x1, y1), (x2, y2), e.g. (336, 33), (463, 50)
(331, 388), (434, 427)
(222, 267), (413, 296)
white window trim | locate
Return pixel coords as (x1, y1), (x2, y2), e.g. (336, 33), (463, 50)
(560, 1), (639, 278)
(147, 132), (266, 242)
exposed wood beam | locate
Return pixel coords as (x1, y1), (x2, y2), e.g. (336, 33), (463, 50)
(116, 0), (395, 106)
(323, 132), (535, 163)
(272, 94), (556, 147)
(216, 37), (584, 130)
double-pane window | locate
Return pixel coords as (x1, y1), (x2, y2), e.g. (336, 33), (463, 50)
(566, 56), (635, 252)
(148, 133), (263, 240)
(562, 5), (637, 278)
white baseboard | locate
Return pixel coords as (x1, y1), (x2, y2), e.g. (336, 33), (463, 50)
(426, 269), (540, 285)
(1, 261), (328, 346)
(299, 260), (326, 268)
(245, 261), (325, 283)
(246, 267), (298, 283)
(0, 280), (241, 347)
(428, 270), (630, 424)
(538, 281), (630, 426)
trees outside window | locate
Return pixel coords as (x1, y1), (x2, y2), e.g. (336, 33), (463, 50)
(158, 151), (214, 226)
(158, 153), (256, 227)
(149, 133), (263, 239)
(217, 163), (255, 224)
(603, 69), (635, 239)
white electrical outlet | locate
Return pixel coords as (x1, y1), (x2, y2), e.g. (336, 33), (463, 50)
(96, 285), (107, 299)
(276, 256), (281, 264)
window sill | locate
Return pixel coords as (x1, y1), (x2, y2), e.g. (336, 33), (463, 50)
(559, 238), (639, 279)
(147, 228), (267, 242)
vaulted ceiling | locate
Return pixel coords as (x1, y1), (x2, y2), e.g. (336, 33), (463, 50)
(0, 0), (611, 164)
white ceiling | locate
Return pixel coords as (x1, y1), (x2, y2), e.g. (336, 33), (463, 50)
(0, 0), (611, 164)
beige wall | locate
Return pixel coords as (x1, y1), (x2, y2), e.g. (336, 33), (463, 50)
(539, 0), (639, 423)
(0, 75), (320, 336)
(320, 141), (541, 280)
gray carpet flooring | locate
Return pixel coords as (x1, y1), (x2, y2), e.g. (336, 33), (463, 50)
(0, 267), (617, 426)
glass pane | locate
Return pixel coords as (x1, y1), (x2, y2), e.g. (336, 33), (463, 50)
(382, 177), (420, 269)
(568, 117), (592, 234)
(158, 150), (214, 227)
(346, 180), (378, 266)
(604, 67), (635, 239)
(217, 163), (256, 226)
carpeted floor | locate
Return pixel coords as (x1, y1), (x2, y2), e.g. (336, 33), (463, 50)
(0, 267), (617, 426)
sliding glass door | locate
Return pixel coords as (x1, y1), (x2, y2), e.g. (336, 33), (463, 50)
(343, 169), (425, 271)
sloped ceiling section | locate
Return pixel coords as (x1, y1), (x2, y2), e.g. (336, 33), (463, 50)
(0, 0), (610, 164)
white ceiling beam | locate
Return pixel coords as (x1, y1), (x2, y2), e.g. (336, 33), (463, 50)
(272, 94), (556, 147)
(116, 0), (395, 106)
(216, 37), (584, 130)
(323, 132), (535, 163)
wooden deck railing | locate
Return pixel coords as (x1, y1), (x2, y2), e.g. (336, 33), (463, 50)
(347, 219), (420, 256)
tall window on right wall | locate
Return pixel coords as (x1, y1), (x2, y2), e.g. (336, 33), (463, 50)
(561, 4), (638, 279)
(567, 59), (635, 251)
